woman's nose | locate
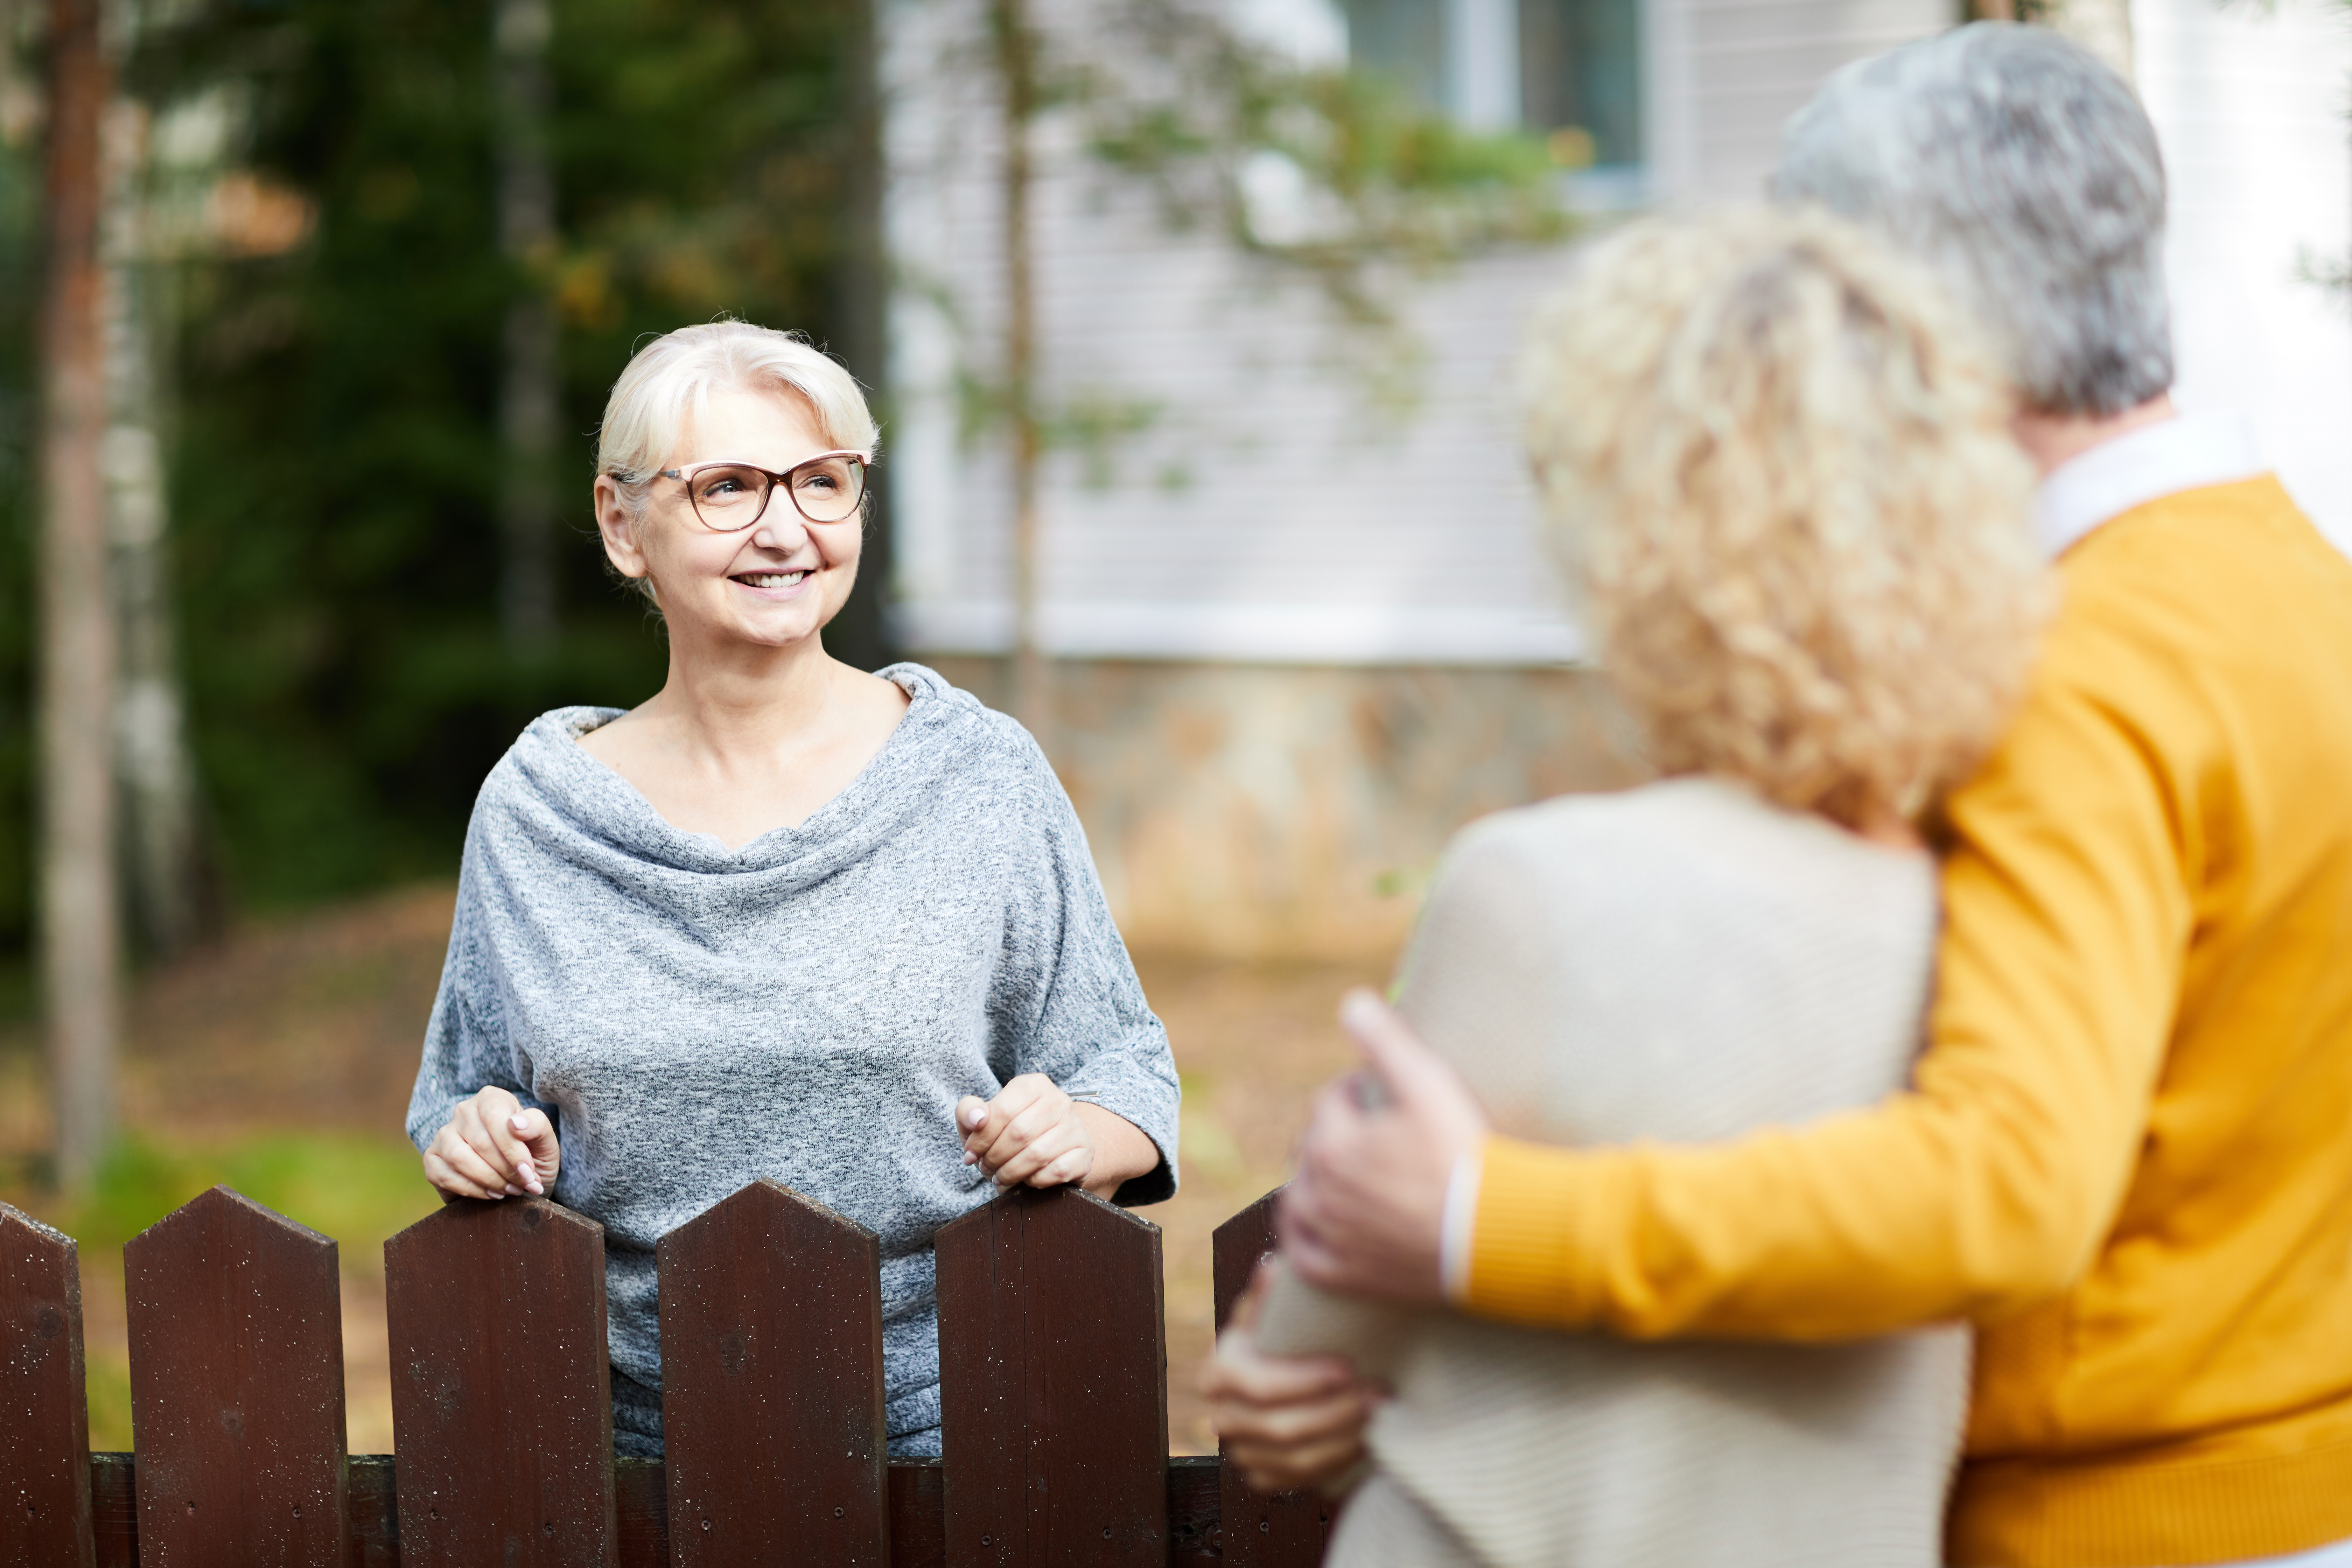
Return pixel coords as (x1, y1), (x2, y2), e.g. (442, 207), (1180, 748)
(748, 494), (808, 551)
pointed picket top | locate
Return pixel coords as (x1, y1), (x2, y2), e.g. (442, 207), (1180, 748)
(0, 1202), (94, 1568)
(385, 1195), (617, 1568)
(937, 1184), (1167, 1568)
(1211, 1185), (1339, 1568)
(660, 1178), (888, 1567)
(124, 1185), (347, 1568)
(1212, 1185), (1282, 1332)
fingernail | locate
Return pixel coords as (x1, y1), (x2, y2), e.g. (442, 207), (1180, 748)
(504, 1183), (520, 1196)
(511, 1114), (531, 1132)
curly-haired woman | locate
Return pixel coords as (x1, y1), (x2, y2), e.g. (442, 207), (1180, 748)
(1226, 206), (2048, 1567)
(407, 323), (1178, 1458)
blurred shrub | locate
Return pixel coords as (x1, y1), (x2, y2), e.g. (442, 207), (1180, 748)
(0, 0), (884, 960)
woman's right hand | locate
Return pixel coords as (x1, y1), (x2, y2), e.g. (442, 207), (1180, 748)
(422, 1086), (561, 1200)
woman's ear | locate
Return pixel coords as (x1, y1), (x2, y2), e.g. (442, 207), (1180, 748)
(594, 475), (650, 581)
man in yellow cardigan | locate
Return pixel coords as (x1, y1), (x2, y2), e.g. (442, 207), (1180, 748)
(1210, 24), (2352, 1568)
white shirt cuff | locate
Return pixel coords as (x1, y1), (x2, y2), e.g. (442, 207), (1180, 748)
(1439, 1146), (1484, 1304)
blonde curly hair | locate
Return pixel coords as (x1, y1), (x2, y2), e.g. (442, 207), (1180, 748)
(1521, 206), (2047, 828)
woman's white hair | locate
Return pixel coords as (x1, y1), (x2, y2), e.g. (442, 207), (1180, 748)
(1521, 206), (2046, 827)
(597, 321), (878, 489)
(1772, 22), (2170, 417)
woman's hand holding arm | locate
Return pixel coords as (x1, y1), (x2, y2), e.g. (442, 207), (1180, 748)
(1202, 1266), (1381, 1493)
(422, 1085), (562, 1201)
(957, 1073), (1162, 1199)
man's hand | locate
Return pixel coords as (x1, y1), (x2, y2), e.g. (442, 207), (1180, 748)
(1202, 1265), (1382, 1493)
(423, 1086), (560, 1201)
(1281, 989), (1488, 1304)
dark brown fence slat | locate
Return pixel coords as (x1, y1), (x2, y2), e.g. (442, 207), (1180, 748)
(385, 1196), (616, 1568)
(1167, 1457), (1222, 1566)
(1211, 1187), (1280, 1330)
(659, 1179), (887, 1566)
(88, 1453), (1245, 1567)
(125, 1186), (348, 1567)
(889, 1461), (946, 1568)
(347, 1457), (397, 1568)
(89, 1457), (133, 1568)
(937, 1185), (1167, 1568)
(0, 1203), (94, 1568)
(1213, 1188), (1339, 1568)
(613, 1459), (667, 1568)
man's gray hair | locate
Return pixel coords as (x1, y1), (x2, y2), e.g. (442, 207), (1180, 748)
(1772, 23), (2171, 416)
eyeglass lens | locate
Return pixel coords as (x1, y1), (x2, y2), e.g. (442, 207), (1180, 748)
(687, 455), (865, 529)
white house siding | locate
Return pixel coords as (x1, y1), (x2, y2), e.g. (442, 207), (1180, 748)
(882, 0), (1953, 670)
(882, 0), (1952, 954)
(881, 0), (2352, 954)
(2135, 0), (2352, 554)
(1650, 0), (1956, 200)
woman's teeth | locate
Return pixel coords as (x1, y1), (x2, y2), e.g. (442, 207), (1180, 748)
(736, 571), (808, 589)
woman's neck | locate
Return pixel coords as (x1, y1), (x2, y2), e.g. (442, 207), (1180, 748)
(641, 622), (841, 763)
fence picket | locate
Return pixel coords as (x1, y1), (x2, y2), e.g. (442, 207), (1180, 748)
(937, 1185), (1167, 1568)
(0, 1203), (94, 1568)
(124, 1187), (348, 1566)
(88, 1457), (132, 1568)
(384, 1196), (616, 1568)
(659, 1178), (888, 1566)
(888, 1462), (946, 1568)
(1212, 1188), (1339, 1568)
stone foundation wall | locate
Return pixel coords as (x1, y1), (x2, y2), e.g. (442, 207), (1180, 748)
(926, 658), (1648, 962)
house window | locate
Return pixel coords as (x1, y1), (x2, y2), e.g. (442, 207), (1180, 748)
(1520, 0), (1641, 166)
(1339, 0), (1450, 112)
(1338, 0), (1641, 168)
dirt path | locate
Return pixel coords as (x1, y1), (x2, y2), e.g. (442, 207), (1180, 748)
(0, 884), (1382, 1456)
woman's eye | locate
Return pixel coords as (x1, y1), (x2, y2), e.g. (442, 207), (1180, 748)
(702, 478), (747, 498)
(799, 475), (839, 494)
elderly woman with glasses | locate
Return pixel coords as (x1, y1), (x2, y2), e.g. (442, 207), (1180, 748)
(406, 321), (1178, 1460)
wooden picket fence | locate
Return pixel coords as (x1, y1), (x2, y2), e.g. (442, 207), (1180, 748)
(0, 1180), (1340, 1567)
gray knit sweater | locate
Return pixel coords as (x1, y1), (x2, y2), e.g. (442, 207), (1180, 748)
(405, 664), (1180, 1457)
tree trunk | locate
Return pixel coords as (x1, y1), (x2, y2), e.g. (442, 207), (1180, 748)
(105, 88), (206, 961)
(41, 0), (118, 1194)
(826, 0), (895, 674)
(992, 0), (1047, 742)
(495, 0), (558, 654)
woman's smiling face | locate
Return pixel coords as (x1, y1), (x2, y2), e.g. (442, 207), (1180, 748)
(601, 383), (864, 652)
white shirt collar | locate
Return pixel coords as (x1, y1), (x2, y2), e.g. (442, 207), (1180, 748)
(2034, 409), (2268, 558)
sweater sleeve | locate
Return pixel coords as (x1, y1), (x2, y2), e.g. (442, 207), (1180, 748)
(988, 731), (1182, 1207)
(405, 814), (554, 1152)
(1462, 617), (2197, 1338)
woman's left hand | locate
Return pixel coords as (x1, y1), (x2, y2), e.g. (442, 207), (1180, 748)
(957, 1074), (1156, 1198)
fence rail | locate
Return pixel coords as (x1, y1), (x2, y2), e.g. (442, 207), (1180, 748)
(1, 1178), (1339, 1567)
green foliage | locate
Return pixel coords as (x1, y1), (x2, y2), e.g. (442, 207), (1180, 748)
(61, 1129), (440, 1275)
(1083, 0), (1568, 322)
(115, 0), (873, 917)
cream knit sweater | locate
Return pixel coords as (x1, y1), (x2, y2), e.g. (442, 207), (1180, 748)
(1260, 777), (1968, 1568)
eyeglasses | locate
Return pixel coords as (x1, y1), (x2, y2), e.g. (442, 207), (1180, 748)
(655, 452), (869, 530)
